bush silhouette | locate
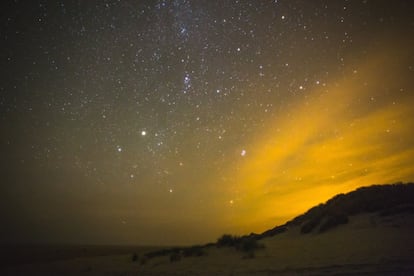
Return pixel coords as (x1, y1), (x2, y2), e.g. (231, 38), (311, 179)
(145, 248), (175, 259)
(319, 214), (349, 233)
(131, 253), (138, 262)
(169, 252), (181, 262)
(217, 234), (240, 247)
(380, 204), (414, 216)
(290, 183), (414, 234)
(145, 245), (207, 261)
(236, 236), (264, 252)
(301, 217), (321, 234)
(260, 225), (287, 238)
(216, 233), (264, 259)
(183, 246), (205, 257)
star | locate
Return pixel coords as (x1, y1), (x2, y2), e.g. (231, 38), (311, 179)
(2, 0), (413, 248)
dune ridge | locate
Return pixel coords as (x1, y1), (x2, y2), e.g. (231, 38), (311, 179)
(2, 183), (414, 275)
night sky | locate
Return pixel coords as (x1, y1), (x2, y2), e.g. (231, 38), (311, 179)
(1, 0), (413, 246)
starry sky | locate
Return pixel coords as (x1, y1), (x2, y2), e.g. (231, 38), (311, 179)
(1, 0), (413, 246)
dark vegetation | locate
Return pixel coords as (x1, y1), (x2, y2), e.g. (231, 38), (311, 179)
(182, 245), (205, 257)
(144, 247), (181, 259)
(300, 216), (322, 234)
(169, 252), (181, 262)
(142, 234), (264, 263)
(142, 245), (208, 264)
(379, 203), (414, 217)
(290, 182), (414, 234)
(216, 234), (240, 247)
(216, 234), (264, 258)
(319, 214), (349, 233)
(259, 225), (287, 238)
(259, 182), (414, 236)
(140, 183), (414, 263)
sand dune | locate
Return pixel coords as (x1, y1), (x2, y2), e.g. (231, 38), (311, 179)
(2, 184), (414, 275)
(2, 213), (413, 275)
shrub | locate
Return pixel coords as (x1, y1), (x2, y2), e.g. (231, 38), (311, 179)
(319, 214), (349, 233)
(204, 242), (215, 247)
(288, 183), (414, 228)
(301, 217), (321, 234)
(260, 225), (287, 238)
(169, 252), (181, 262)
(236, 237), (264, 252)
(217, 234), (240, 247)
(183, 246), (205, 257)
(379, 204), (414, 216)
(145, 248), (173, 259)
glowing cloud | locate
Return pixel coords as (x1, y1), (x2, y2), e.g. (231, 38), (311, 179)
(223, 42), (414, 234)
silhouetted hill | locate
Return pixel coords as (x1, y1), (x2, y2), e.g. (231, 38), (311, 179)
(141, 182), (414, 266)
(8, 183), (413, 275)
(260, 182), (414, 238)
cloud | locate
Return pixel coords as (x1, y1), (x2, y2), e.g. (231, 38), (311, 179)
(222, 42), (414, 233)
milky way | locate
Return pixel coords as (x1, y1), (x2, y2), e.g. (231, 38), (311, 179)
(1, 0), (413, 245)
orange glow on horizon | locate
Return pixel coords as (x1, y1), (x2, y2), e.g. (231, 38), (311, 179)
(221, 42), (414, 234)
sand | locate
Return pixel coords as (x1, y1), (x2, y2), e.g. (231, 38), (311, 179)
(2, 213), (414, 275)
